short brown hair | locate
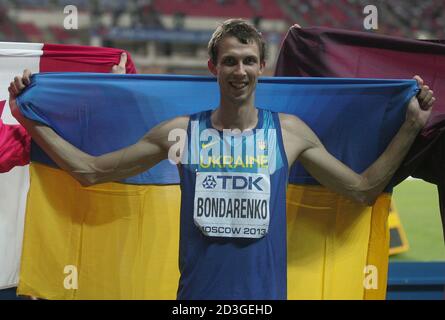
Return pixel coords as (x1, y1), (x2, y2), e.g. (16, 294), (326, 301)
(208, 19), (266, 65)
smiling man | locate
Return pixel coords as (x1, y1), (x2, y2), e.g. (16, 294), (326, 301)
(8, 19), (435, 299)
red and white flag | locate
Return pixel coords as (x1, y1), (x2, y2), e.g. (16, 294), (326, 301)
(0, 41), (136, 289)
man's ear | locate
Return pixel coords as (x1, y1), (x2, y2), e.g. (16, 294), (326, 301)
(208, 59), (217, 76)
(259, 60), (266, 75)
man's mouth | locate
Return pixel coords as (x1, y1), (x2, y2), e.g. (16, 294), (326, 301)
(229, 81), (249, 89)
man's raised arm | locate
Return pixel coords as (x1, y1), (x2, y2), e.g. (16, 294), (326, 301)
(281, 76), (435, 206)
(8, 69), (188, 187)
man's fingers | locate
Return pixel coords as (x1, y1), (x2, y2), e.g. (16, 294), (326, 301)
(9, 81), (18, 95)
(426, 97), (436, 109)
(111, 65), (119, 73)
(14, 76), (25, 91)
(417, 85), (429, 100)
(413, 75), (424, 87)
(8, 85), (15, 97)
(421, 91), (433, 109)
(118, 52), (127, 69)
(11, 71), (31, 96)
(411, 75), (436, 111)
(23, 69), (32, 85)
(420, 88), (433, 103)
(418, 89), (435, 110)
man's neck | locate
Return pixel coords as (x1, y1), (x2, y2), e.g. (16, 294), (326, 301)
(212, 100), (258, 132)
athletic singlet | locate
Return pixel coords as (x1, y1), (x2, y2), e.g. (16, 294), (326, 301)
(178, 108), (289, 299)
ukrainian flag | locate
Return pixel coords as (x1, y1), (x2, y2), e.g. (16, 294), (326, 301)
(17, 73), (417, 299)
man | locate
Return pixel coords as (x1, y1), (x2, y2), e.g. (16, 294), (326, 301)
(8, 19), (435, 299)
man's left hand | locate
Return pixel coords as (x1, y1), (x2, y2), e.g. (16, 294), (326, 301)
(406, 75), (435, 129)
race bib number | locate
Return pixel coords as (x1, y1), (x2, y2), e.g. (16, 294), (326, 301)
(194, 171), (270, 239)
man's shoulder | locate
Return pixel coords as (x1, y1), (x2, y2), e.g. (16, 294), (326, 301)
(278, 112), (305, 131)
(152, 115), (190, 133)
(277, 112), (319, 145)
(170, 115), (190, 126)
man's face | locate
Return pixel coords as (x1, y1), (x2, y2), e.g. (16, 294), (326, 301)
(209, 36), (265, 106)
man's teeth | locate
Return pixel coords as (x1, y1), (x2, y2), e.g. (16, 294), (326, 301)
(230, 82), (248, 89)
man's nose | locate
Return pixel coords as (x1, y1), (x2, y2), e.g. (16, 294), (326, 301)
(233, 62), (247, 76)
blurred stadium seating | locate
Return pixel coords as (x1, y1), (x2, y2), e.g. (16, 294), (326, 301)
(0, 0), (444, 73)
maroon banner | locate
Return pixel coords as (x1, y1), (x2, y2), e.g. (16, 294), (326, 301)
(275, 26), (445, 239)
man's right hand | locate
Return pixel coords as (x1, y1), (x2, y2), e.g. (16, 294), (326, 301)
(8, 69), (31, 99)
(8, 69), (32, 124)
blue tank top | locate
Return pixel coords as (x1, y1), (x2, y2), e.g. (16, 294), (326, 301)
(178, 108), (288, 299)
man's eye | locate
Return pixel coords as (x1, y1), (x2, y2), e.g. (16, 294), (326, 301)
(224, 58), (235, 65)
(245, 57), (257, 65)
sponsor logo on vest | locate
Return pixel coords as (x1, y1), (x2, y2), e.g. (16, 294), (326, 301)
(201, 175), (264, 191)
